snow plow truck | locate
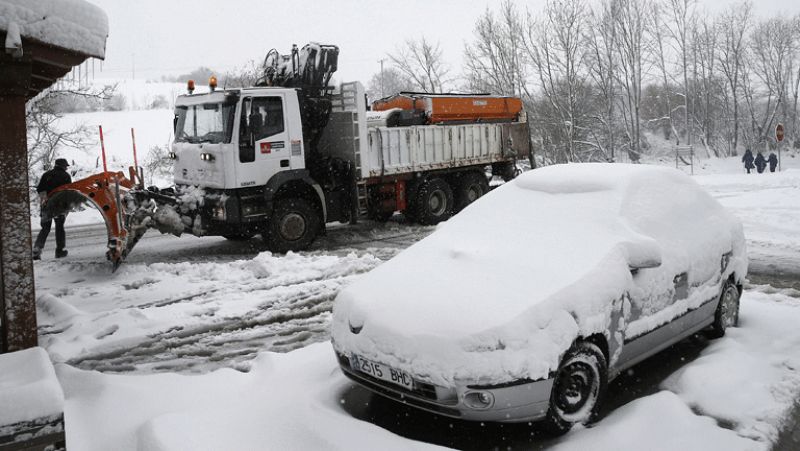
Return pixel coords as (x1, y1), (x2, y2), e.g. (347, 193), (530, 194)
(44, 43), (533, 270)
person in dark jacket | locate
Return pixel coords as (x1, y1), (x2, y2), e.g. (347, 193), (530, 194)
(32, 158), (72, 260)
(768, 152), (778, 172)
(755, 152), (767, 174)
(742, 149), (754, 173)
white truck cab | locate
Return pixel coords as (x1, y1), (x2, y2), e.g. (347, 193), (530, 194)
(173, 87), (306, 190)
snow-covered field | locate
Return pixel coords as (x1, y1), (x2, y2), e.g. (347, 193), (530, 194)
(25, 97), (800, 450)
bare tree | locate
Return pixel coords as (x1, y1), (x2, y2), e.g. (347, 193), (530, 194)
(665, 0), (699, 153)
(692, 13), (721, 155)
(464, 1), (527, 97)
(389, 37), (450, 93)
(717, 1), (753, 155)
(613, 0), (651, 162)
(26, 85), (115, 189)
(585, 0), (621, 160)
(222, 60), (261, 89)
(749, 16), (795, 146)
(649, 1), (680, 143)
(365, 67), (414, 102)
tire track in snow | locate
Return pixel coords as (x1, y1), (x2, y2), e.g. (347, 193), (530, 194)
(66, 276), (355, 373)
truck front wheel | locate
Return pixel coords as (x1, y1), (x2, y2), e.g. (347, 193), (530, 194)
(264, 198), (321, 253)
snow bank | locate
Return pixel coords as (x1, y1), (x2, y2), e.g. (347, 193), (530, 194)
(332, 164), (745, 386)
(0, 347), (64, 426)
(663, 289), (800, 444)
(0, 0), (108, 58)
(552, 391), (759, 451)
(57, 343), (445, 451)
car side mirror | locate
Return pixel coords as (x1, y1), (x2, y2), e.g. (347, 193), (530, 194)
(624, 239), (662, 271)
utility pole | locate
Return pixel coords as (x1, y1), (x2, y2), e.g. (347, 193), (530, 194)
(378, 58), (386, 98)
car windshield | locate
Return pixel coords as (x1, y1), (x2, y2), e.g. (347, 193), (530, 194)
(174, 101), (235, 144)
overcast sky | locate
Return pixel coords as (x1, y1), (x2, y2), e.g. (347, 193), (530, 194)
(88, 0), (799, 85)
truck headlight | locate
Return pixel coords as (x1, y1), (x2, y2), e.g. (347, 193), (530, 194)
(200, 153), (215, 162)
(168, 152), (178, 160)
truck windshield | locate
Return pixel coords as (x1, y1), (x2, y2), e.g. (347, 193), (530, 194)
(174, 102), (235, 144)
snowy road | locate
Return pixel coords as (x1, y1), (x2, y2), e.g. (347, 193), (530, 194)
(35, 219), (433, 373)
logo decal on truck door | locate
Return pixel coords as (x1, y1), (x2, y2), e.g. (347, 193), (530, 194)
(260, 141), (286, 154)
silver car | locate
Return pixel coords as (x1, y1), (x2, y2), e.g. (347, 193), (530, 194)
(331, 164), (746, 434)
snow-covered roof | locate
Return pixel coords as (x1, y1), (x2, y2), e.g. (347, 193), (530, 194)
(0, 0), (108, 59)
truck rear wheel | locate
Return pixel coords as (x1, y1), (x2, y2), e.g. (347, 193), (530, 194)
(264, 198), (321, 253)
(411, 178), (454, 225)
(454, 172), (489, 212)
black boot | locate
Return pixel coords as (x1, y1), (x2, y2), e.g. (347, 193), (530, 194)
(32, 247), (42, 260)
(55, 249), (68, 259)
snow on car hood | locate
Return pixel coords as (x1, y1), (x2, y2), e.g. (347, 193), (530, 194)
(332, 164), (747, 386)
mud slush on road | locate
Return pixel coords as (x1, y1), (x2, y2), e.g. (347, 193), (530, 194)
(42, 42), (533, 270)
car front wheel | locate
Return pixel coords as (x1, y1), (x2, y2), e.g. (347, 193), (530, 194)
(543, 341), (607, 436)
(709, 281), (740, 338)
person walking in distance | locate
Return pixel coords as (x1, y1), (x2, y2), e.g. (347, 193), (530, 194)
(768, 152), (778, 173)
(754, 152), (767, 174)
(742, 149), (754, 174)
(32, 158), (72, 260)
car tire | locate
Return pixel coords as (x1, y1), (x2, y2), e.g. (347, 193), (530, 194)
(708, 281), (740, 338)
(543, 341), (608, 436)
(454, 172), (489, 212)
(411, 178), (454, 225)
(264, 198), (321, 253)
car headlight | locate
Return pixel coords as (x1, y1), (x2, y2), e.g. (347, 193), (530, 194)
(168, 152), (178, 160)
(200, 153), (215, 162)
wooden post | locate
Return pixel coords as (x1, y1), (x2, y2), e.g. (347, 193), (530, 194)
(0, 59), (37, 352)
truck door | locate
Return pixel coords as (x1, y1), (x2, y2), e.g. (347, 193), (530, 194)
(237, 95), (290, 187)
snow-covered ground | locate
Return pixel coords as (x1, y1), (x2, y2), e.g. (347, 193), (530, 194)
(26, 93), (800, 450)
(28, 154), (800, 450)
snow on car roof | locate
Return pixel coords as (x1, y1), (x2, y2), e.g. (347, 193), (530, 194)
(0, 0), (108, 58)
(333, 164), (744, 384)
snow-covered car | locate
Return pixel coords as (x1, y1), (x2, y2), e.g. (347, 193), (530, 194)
(331, 163), (747, 434)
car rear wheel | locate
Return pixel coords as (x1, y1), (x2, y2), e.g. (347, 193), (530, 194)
(708, 281), (740, 338)
(543, 341), (607, 436)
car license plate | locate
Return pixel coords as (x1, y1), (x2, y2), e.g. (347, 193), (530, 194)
(350, 354), (414, 390)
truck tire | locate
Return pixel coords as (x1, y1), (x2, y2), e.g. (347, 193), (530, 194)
(454, 172), (489, 212)
(264, 198), (321, 253)
(411, 178), (454, 225)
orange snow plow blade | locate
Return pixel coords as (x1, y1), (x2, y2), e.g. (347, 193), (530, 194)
(45, 170), (138, 271)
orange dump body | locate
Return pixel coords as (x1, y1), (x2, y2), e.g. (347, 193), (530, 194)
(372, 94), (523, 124)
